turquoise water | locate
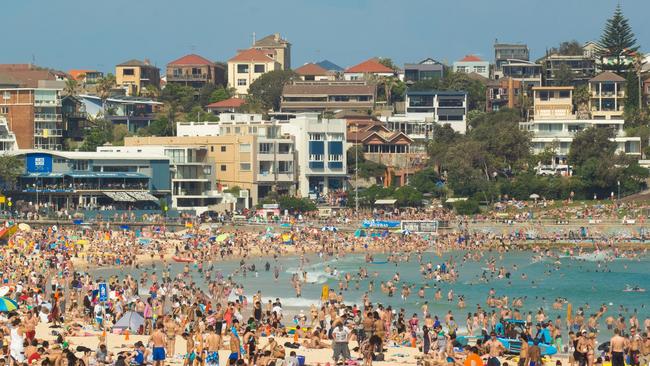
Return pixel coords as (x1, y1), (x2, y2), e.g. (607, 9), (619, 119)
(92, 249), (650, 340)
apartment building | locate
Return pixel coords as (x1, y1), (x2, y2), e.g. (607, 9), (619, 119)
(126, 117), (296, 205)
(500, 59), (542, 89)
(253, 33), (291, 70)
(227, 49), (281, 96)
(397, 90), (468, 134)
(166, 54), (226, 88)
(403, 58), (444, 83)
(280, 81), (376, 113)
(453, 55), (490, 79)
(520, 85), (640, 165)
(0, 86), (63, 150)
(0, 116), (17, 151)
(115, 59), (160, 96)
(540, 54), (596, 86)
(486, 77), (522, 112)
(78, 94), (162, 132)
(276, 113), (346, 197)
(589, 72), (626, 120)
(494, 43), (530, 74)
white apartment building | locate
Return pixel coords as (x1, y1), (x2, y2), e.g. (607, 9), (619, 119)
(453, 55), (490, 79)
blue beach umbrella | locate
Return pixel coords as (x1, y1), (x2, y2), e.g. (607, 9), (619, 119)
(0, 297), (18, 312)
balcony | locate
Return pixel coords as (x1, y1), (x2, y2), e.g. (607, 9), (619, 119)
(257, 172), (293, 182)
(34, 113), (62, 122)
(34, 100), (61, 107)
(167, 73), (209, 82)
(35, 129), (63, 137)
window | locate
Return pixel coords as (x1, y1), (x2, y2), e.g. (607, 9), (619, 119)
(72, 160), (89, 171)
(309, 154), (323, 161)
(122, 68), (135, 76)
(0, 107), (7, 114)
(278, 161), (292, 173)
(240, 163), (251, 171)
(309, 133), (324, 141)
(474, 66), (486, 73)
(254, 64), (265, 73)
(165, 149), (186, 164)
(559, 90), (570, 98)
(235, 127), (241, 134)
(239, 143), (251, 153)
(259, 143), (273, 154)
(210, 146), (214, 152)
(456, 66), (467, 73)
(220, 146), (226, 152)
(220, 165), (227, 171)
(2, 92), (10, 100)
(539, 91), (550, 101)
(237, 64), (249, 73)
(237, 79), (247, 86)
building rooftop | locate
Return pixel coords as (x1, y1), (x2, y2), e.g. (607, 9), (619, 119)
(0, 64), (61, 88)
(11, 149), (169, 161)
(406, 89), (467, 96)
(254, 33), (290, 47)
(294, 63), (330, 76)
(206, 97), (245, 109)
(228, 49), (276, 63)
(316, 60), (343, 72)
(458, 55), (484, 62)
(590, 71), (625, 82)
(168, 54), (215, 66)
(68, 69), (100, 81)
(346, 58), (394, 73)
(532, 86), (574, 90)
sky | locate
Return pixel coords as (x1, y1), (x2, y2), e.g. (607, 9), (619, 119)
(4, 0), (650, 73)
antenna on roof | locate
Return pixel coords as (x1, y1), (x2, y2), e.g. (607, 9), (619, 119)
(252, 32), (256, 46)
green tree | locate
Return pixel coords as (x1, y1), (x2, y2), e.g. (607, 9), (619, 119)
(549, 40), (584, 56)
(111, 124), (130, 145)
(598, 4), (639, 75)
(453, 199), (480, 215)
(573, 85), (591, 119)
(0, 154), (24, 188)
(393, 186), (423, 207)
(97, 74), (116, 101)
(278, 196), (317, 212)
(624, 69), (640, 119)
(442, 71), (486, 111)
(80, 119), (113, 151)
(209, 86), (234, 103)
(248, 70), (297, 111)
(64, 78), (79, 96)
(409, 167), (442, 195)
(185, 106), (219, 122)
(160, 84), (197, 113)
(568, 127), (616, 167)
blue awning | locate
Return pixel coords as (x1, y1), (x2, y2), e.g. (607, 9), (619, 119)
(22, 173), (64, 178)
(66, 172), (149, 179)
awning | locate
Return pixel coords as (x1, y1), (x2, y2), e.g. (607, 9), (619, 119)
(128, 191), (158, 202)
(374, 199), (397, 205)
(22, 173), (64, 178)
(67, 172), (149, 179)
(103, 191), (136, 202)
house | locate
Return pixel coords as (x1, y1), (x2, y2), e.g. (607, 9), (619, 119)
(253, 33), (292, 70)
(500, 59), (542, 90)
(280, 81), (376, 113)
(453, 55), (490, 79)
(294, 63), (335, 81)
(166, 54), (226, 88)
(344, 58), (396, 81)
(205, 97), (245, 115)
(404, 90), (468, 133)
(227, 49), (281, 96)
(582, 41), (600, 59)
(61, 95), (89, 144)
(115, 59), (160, 96)
(68, 70), (104, 84)
(0, 64), (66, 88)
(347, 118), (420, 187)
(403, 58), (445, 83)
(78, 94), (162, 132)
(540, 54), (596, 86)
(589, 72), (626, 120)
(520, 85), (640, 165)
(486, 77), (522, 112)
(494, 43), (530, 75)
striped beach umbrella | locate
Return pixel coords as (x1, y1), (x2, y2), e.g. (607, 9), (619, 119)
(0, 297), (18, 312)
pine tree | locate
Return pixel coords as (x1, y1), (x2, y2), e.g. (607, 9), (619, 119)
(598, 5), (639, 75)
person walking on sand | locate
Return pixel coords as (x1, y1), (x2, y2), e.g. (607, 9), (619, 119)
(485, 331), (505, 366)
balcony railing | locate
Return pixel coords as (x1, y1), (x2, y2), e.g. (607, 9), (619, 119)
(35, 129), (63, 137)
(167, 74), (209, 81)
(34, 113), (62, 121)
(34, 100), (61, 106)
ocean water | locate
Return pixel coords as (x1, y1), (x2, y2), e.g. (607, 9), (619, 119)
(91, 249), (650, 340)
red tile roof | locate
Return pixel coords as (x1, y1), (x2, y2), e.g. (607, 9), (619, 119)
(206, 97), (245, 109)
(294, 63), (330, 76)
(168, 54), (215, 66)
(68, 69), (97, 80)
(345, 58), (394, 73)
(228, 49), (275, 63)
(459, 55), (483, 62)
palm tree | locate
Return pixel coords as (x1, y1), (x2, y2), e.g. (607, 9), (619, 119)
(64, 78), (79, 97)
(140, 85), (161, 98)
(97, 74), (116, 102)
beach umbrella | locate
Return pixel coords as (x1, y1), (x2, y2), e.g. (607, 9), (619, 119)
(0, 297), (18, 312)
(529, 193), (540, 200)
(216, 233), (229, 242)
(18, 223), (31, 232)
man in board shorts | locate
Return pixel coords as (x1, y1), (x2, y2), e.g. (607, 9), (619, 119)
(150, 323), (167, 366)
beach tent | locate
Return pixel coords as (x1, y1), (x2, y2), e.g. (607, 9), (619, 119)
(113, 311), (144, 333)
(354, 229), (366, 237)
